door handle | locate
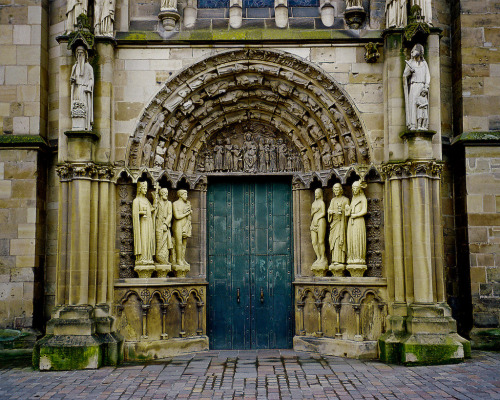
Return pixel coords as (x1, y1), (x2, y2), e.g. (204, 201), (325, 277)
(237, 288), (240, 304)
(260, 288), (264, 303)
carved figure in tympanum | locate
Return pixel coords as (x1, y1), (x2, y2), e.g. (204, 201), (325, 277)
(328, 184), (350, 276)
(310, 188), (328, 275)
(165, 140), (178, 170)
(343, 135), (357, 164)
(224, 139), (233, 171)
(133, 182), (156, 269)
(214, 139), (224, 171)
(178, 147), (187, 171)
(142, 138), (153, 167)
(403, 44), (430, 131)
(172, 190), (192, 276)
(154, 139), (166, 168)
(186, 151), (197, 173)
(346, 181), (368, 277)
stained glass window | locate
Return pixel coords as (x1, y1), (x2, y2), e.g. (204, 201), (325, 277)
(198, 0), (229, 8)
(289, 0), (319, 6)
(198, 0), (317, 8)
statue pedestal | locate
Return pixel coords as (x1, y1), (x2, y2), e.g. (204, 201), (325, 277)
(64, 130), (100, 162)
(135, 264), (155, 278)
(311, 259), (328, 277)
(400, 129), (436, 159)
(173, 262), (190, 278)
(156, 264), (172, 278)
(329, 263), (345, 277)
(344, 7), (366, 29)
(158, 9), (180, 31)
(347, 263), (366, 277)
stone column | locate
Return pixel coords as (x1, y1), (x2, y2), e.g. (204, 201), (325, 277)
(34, 37), (123, 371)
(379, 31), (469, 365)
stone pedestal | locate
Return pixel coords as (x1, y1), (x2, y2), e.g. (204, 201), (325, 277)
(158, 9), (180, 31)
(33, 305), (123, 370)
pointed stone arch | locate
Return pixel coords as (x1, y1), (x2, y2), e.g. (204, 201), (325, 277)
(125, 48), (372, 180)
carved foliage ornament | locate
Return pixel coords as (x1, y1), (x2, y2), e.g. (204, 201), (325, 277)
(126, 49), (371, 175)
(381, 161), (443, 179)
(56, 162), (114, 181)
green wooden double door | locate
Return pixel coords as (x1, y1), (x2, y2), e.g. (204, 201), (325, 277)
(207, 179), (294, 349)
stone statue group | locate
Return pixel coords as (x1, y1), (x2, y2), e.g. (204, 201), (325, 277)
(132, 182), (192, 278)
(310, 181), (368, 277)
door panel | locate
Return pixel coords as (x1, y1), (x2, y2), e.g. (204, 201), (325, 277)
(208, 179), (293, 349)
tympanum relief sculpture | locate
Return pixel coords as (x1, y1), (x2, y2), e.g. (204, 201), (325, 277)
(403, 44), (430, 131)
(132, 182), (192, 278)
(70, 46), (94, 131)
(311, 181), (368, 278)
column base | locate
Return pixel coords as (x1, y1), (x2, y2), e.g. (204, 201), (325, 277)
(379, 303), (470, 365)
(33, 305), (124, 370)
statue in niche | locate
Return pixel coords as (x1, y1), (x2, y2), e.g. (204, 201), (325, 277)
(204, 151), (214, 172)
(172, 190), (192, 277)
(243, 134), (258, 172)
(404, 44), (430, 130)
(142, 138), (153, 166)
(155, 188), (173, 269)
(133, 182), (156, 276)
(165, 140), (178, 170)
(154, 139), (167, 168)
(161, 0), (177, 9)
(328, 184), (350, 276)
(346, 181), (368, 277)
(66, 0), (87, 32)
(411, 0), (432, 24)
(214, 139), (224, 171)
(94, 0), (115, 36)
(70, 46), (93, 131)
(346, 0), (362, 8)
(146, 114), (165, 141)
(385, 0), (406, 28)
(310, 188), (328, 275)
(321, 141), (333, 169)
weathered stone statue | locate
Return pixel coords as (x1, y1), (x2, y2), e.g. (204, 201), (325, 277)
(416, 88), (429, 130)
(155, 188), (173, 277)
(385, 0), (406, 28)
(94, 0), (115, 36)
(172, 190), (192, 277)
(310, 188), (328, 276)
(346, 0), (362, 8)
(328, 184), (350, 276)
(411, 0), (432, 24)
(161, 0), (177, 9)
(403, 44), (430, 131)
(346, 181), (368, 277)
(66, 0), (87, 32)
(154, 139), (166, 168)
(70, 46), (94, 131)
(133, 182), (156, 278)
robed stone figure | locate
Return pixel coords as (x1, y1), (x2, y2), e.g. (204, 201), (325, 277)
(155, 188), (173, 266)
(66, 0), (87, 32)
(403, 44), (430, 131)
(70, 46), (94, 131)
(328, 184), (350, 275)
(310, 188), (328, 275)
(133, 182), (155, 266)
(346, 181), (368, 276)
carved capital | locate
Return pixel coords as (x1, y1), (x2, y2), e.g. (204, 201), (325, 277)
(381, 160), (443, 179)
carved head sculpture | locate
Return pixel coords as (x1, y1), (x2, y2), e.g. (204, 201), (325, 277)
(177, 189), (188, 201)
(137, 181), (148, 196)
(75, 46), (88, 76)
(352, 180), (367, 195)
(159, 188), (169, 200)
(411, 44), (425, 60)
(333, 183), (343, 197)
(314, 188), (323, 200)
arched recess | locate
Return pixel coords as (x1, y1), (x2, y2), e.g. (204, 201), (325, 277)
(125, 48), (374, 184)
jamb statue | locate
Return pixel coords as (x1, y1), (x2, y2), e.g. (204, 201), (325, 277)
(346, 181), (368, 277)
(172, 189), (192, 277)
(310, 188), (328, 276)
(70, 46), (94, 131)
(328, 184), (350, 276)
(133, 181), (156, 278)
(155, 188), (173, 277)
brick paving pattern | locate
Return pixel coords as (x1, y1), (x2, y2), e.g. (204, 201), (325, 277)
(1, 350), (500, 399)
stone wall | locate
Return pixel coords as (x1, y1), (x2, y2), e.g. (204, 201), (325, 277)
(465, 146), (500, 347)
(0, 149), (46, 329)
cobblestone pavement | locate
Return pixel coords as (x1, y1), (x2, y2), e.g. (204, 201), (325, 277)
(1, 350), (500, 400)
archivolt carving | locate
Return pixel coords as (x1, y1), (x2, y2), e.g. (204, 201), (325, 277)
(126, 49), (372, 176)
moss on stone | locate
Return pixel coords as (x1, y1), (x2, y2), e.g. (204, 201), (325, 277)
(0, 135), (48, 147)
(471, 328), (500, 350)
(39, 343), (101, 370)
(402, 338), (462, 366)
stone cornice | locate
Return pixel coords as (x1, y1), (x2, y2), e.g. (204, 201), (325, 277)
(0, 135), (50, 151)
(56, 162), (114, 181)
(381, 160), (443, 179)
(452, 131), (500, 146)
